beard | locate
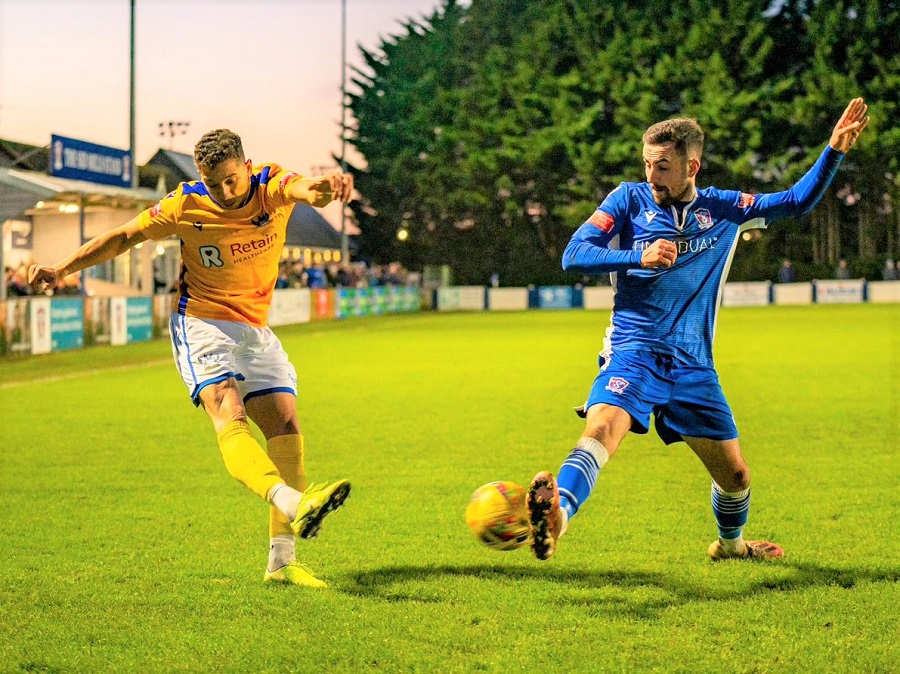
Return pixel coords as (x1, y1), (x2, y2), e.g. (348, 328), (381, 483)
(651, 181), (692, 207)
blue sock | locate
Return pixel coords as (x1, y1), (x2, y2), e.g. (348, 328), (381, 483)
(557, 447), (602, 519)
(711, 482), (750, 541)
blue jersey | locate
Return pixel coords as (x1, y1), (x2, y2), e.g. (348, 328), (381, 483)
(563, 146), (844, 366)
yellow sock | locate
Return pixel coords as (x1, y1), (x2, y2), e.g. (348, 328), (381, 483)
(216, 420), (283, 501)
(267, 434), (307, 537)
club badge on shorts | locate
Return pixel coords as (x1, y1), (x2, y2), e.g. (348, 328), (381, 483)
(605, 377), (630, 394)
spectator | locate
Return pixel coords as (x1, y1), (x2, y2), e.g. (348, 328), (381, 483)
(306, 265), (327, 289)
(325, 264), (339, 287)
(835, 258), (850, 279)
(380, 263), (402, 286)
(55, 273), (82, 296)
(6, 266), (32, 296)
(777, 259), (795, 283)
(289, 262), (307, 288)
(883, 259), (897, 281)
(336, 266), (354, 287)
(366, 264), (382, 287)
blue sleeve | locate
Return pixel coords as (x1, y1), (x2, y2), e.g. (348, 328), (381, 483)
(562, 224), (643, 273)
(749, 146), (845, 222)
(561, 185), (643, 274)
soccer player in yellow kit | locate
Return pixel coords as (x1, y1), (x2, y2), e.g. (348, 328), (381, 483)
(29, 129), (353, 588)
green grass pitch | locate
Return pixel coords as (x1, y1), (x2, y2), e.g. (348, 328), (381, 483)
(0, 305), (897, 672)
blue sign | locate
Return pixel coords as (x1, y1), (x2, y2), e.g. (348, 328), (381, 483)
(126, 298), (153, 343)
(537, 286), (574, 309)
(50, 134), (133, 188)
(50, 298), (84, 351)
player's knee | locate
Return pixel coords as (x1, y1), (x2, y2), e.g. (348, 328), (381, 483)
(584, 418), (617, 451)
(200, 381), (247, 426)
(273, 418), (300, 436)
(723, 464), (750, 492)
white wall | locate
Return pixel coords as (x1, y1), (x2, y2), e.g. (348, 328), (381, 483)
(867, 281), (900, 303)
(773, 283), (813, 305)
(583, 286), (615, 310)
(487, 287), (528, 311)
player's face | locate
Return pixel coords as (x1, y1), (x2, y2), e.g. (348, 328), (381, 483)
(643, 142), (696, 207)
(200, 158), (253, 210)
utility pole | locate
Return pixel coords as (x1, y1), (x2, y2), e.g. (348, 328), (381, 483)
(339, 0), (350, 265)
(129, 0), (137, 188)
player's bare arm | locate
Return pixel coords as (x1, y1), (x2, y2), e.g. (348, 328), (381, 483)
(28, 218), (147, 292)
(641, 239), (677, 269)
(288, 172), (354, 208)
(829, 97), (869, 153)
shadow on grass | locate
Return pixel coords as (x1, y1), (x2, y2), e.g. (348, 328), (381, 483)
(340, 561), (899, 618)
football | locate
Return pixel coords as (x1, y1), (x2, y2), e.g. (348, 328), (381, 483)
(465, 481), (531, 551)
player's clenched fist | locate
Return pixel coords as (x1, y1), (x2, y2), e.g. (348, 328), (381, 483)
(28, 264), (62, 293)
(640, 239), (677, 269)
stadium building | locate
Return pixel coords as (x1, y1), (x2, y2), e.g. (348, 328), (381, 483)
(1, 139), (346, 300)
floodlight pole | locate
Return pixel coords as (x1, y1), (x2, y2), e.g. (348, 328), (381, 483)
(339, 0), (349, 265)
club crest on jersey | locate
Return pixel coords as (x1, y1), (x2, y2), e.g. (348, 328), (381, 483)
(587, 210), (615, 233)
(605, 377), (630, 394)
(695, 209), (713, 229)
(739, 192), (757, 208)
(645, 210), (657, 224)
(279, 171), (300, 191)
(252, 212), (270, 227)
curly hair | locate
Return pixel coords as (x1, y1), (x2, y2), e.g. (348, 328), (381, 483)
(642, 118), (704, 160)
(193, 129), (245, 171)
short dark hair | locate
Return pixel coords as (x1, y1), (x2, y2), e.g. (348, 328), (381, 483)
(193, 129), (245, 172)
(642, 118), (704, 160)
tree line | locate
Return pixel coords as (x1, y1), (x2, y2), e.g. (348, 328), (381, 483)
(345, 0), (899, 285)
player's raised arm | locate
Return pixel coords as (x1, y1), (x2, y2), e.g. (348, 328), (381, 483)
(28, 217), (147, 293)
(743, 98), (872, 222)
(829, 97), (870, 154)
(287, 172), (354, 208)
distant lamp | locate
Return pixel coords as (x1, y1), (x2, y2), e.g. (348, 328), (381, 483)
(397, 228), (409, 242)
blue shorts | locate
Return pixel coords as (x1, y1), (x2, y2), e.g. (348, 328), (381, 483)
(582, 349), (738, 445)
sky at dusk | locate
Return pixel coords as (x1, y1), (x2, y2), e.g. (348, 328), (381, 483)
(0, 0), (456, 177)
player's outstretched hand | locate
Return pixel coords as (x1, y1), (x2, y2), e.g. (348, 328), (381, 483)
(28, 264), (62, 294)
(641, 239), (677, 269)
(830, 97), (869, 153)
(329, 172), (354, 202)
(306, 172), (354, 207)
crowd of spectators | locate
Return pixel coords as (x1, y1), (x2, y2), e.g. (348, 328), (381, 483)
(275, 260), (418, 290)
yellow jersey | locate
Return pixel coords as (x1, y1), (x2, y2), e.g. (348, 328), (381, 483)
(137, 163), (304, 327)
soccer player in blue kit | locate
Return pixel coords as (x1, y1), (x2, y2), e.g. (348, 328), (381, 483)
(527, 98), (870, 562)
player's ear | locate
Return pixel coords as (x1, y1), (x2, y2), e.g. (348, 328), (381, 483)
(245, 159), (252, 175)
(687, 157), (701, 178)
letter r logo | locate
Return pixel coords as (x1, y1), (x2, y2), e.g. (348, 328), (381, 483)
(199, 246), (223, 268)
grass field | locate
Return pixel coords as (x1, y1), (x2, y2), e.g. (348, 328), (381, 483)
(1, 305), (897, 673)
